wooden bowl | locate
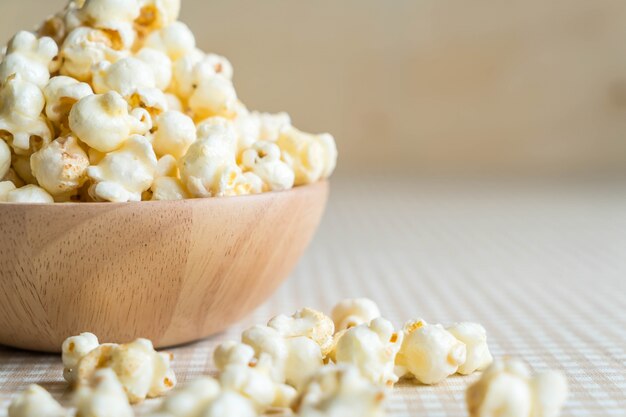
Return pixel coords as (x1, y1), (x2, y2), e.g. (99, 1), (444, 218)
(0, 182), (328, 352)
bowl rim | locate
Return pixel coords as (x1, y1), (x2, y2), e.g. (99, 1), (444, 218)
(0, 181), (328, 207)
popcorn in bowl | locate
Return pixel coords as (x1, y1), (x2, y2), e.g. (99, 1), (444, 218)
(0, 0), (337, 203)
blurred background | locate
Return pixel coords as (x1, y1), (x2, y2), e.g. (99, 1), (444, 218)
(2, 0), (626, 179)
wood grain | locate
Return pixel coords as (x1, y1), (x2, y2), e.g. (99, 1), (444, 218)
(0, 182), (328, 352)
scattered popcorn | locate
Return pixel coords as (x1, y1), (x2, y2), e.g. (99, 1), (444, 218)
(6, 184), (54, 203)
(331, 298), (381, 331)
(240, 141), (295, 191)
(62, 332), (100, 384)
(0, 181), (17, 201)
(0, 31), (58, 88)
(267, 308), (335, 355)
(466, 358), (568, 417)
(447, 322), (493, 375)
(334, 317), (403, 386)
(150, 377), (221, 417)
(395, 319), (466, 385)
(87, 134), (157, 202)
(30, 136), (90, 198)
(0, 0), (336, 201)
(202, 391), (257, 417)
(69, 92), (151, 152)
(294, 364), (386, 417)
(8, 385), (67, 417)
(65, 335), (176, 403)
(74, 369), (134, 417)
(0, 75), (52, 154)
(43, 76), (94, 133)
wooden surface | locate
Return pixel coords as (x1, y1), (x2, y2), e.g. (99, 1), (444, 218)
(0, 182), (328, 352)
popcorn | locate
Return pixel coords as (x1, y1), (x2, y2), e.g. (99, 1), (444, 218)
(69, 91), (151, 152)
(87, 135), (157, 202)
(179, 118), (244, 197)
(6, 185), (54, 203)
(334, 317), (403, 386)
(74, 369), (134, 417)
(144, 21), (196, 61)
(0, 76), (52, 154)
(316, 133), (338, 179)
(466, 358), (568, 417)
(30, 136), (90, 197)
(294, 364), (386, 417)
(135, 0), (182, 36)
(276, 127), (326, 186)
(78, 0), (141, 27)
(395, 319), (466, 385)
(74, 337), (176, 403)
(62, 332), (100, 384)
(0, 31), (58, 88)
(267, 308), (334, 355)
(447, 322), (493, 375)
(43, 76), (94, 133)
(170, 51), (233, 103)
(92, 57), (156, 96)
(331, 298), (381, 331)
(151, 377), (220, 417)
(202, 391), (257, 417)
(152, 111), (196, 158)
(240, 141), (295, 191)
(0, 181), (17, 201)
(135, 48), (173, 90)
(242, 324), (322, 390)
(188, 75), (238, 120)
(127, 87), (168, 119)
(8, 385), (67, 417)
(60, 27), (133, 81)
(0, 139), (10, 178)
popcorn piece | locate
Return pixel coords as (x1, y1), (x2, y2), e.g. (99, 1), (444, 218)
(233, 104), (292, 150)
(74, 369), (134, 417)
(151, 177), (189, 200)
(69, 92), (151, 152)
(331, 298), (381, 331)
(214, 341), (256, 371)
(447, 322), (493, 375)
(144, 21), (196, 61)
(8, 384), (67, 417)
(0, 181), (17, 202)
(395, 319), (466, 385)
(188, 75), (237, 120)
(0, 76), (52, 154)
(241, 172), (264, 194)
(179, 118), (244, 197)
(127, 87), (168, 120)
(276, 127), (325, 186)
(135, 48), (173, 90)
(0, 139), (10, 178)
(267, 308), (334, 355)
(62, 332), (100, 384)
(240, 141), (295, 191)
(203, 391), (257, 417)
(6, 185), (54, 203)
(242, 324), (322, 390)
(466, 358), (568, 417)
(92, 57), (156, 96)
(152, 111), (196, 158)
(78, 0), (141, 27)
(164, 93), (183, 112)
(316, 132), (338, 179)
(295, 364), (386, 417)
(60, 27), (133, 81)
(334, 317), (403, 386)
(43, 76), (94, 133)
(75, 338), (176, 403)
(152, 377), (220, 417)
(87, 135), (157, 202)
(30, 136), (90, 197)
(0, 31), (58, 88)
(135, 0), (181, 36)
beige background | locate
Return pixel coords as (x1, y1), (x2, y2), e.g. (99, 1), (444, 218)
(2, 0), (626, 177)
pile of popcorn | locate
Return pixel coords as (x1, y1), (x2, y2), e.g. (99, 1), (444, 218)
(7, 298), (568, 417)
(0, 0), (337, 204)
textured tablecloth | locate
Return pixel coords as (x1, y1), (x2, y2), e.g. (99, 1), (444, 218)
(1, 178), (625, 416)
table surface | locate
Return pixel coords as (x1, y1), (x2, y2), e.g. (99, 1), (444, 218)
(1, 178), (625, 416)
